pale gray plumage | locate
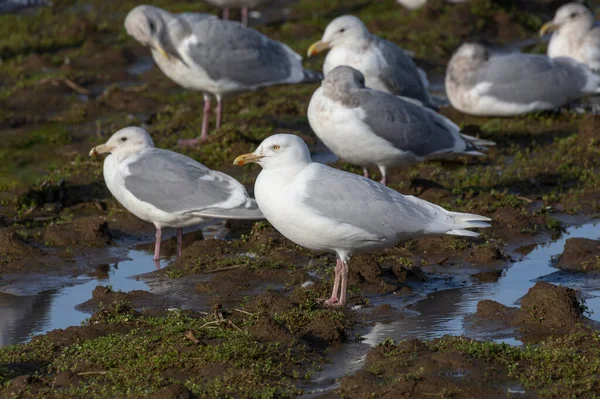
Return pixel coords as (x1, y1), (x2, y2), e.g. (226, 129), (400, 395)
(234, 134), (491, 307)
(446, 43), (600, 116)
(543, 3), (600, 71)
(311, 15), (432, 106)
(90, 127), (263, 260)
(124, 5), (320, 142)
(124, 149), (261, 218)
(308, 66), (494, 185)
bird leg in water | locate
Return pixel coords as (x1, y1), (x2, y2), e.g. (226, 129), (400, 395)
(337, 261), (349, 307)
(154, 228), (162, 261)
(324, 259), (343, 306)
(222, 8), (230, 20)
(216, 97), (223, 129)
(177, 228), (183, 257)
(362, 168), (369, 178)
(241, 7), (249, 26)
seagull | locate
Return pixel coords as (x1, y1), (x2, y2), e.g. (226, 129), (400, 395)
(445, 42), (600, 116)
(233, 134), (491, 307)
(89, 126), (263, 261)
(307, 15), (432, 106)
(540, 2), (600, 71)
(202, 0), (274, 26)
(308, 66), (494, 185)
(124, 5), (321, 145)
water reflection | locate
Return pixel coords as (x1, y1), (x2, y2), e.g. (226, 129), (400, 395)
(0, 250), (172, 347)
(304, 221), (600, 395)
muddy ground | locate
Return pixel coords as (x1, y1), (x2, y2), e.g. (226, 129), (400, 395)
(2, 0), (600, 397)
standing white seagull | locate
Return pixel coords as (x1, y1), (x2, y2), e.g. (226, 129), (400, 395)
(308, 66), (494, 185)
(234, 134), (491, 307)
(540, 2), (600, 72)
(90, 127), (263, 261)
(124, 5), (321, 145)
(307, 15), (432, 106)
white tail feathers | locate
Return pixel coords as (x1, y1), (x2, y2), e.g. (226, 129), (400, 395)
(446, 211), (491, 237)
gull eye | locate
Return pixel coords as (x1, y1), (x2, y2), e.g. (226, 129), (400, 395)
(120, 137), (128, 142)
(272, 145), (280, 151)
(570, 12), (578, 18)
(148, 21), (155, 33)
(339, 28), (346, 33)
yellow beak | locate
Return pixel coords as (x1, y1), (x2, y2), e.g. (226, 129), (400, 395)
(233, 153), (264, 166)
(307, 40), (331, 57)
(89, 144), (114, 157)
(539, 22), (559, 37)
(155, 44), (170, 60)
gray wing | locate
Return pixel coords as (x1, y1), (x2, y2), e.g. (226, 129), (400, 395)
(301, 164), (454, 238)
(182, 18), (302, 87)
(357, 89), (461, 158)
(177, 12), (218, 24)
(478, 54), (589, 104)
(123, 149), (262, 219)
(374, 38), (430, 104)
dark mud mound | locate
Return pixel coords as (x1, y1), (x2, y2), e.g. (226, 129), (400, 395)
(43, 216), (113, 247)
(339, 330), (600, 399)
(554, 237), (600, 272)
(514, 281), (585, 331)
(472, 282), (592, 342)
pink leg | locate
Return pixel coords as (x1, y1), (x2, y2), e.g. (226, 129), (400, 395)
(222, 8), (229, 20)
(176, 228), (183, 257)
(378, 166), (387, 186)
(153, 228), (162, 261)
(337, 261), (349, 307)
(216, 96), (223, 129)
(241, 7), (249, 26)
(363, 168), (369, 178)
(178, 95), (211, 147)
(324, 259), (343, 306)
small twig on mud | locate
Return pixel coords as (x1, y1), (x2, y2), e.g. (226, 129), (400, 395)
(76, 371), (107, 376)
(516, 195), (533, 203)
(199, 320), (222, 329)
(227, 320), (243, 332)
(61, 77), (90, 95)
(203, 264), (244, 274)
(185, 330), (202, 345)
(233, 308), (254, 316)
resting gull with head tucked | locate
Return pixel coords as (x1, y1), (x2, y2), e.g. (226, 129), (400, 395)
(90, 127), (263, 261)
(445, 42), (600, 116)
(234, 134), (491, 307)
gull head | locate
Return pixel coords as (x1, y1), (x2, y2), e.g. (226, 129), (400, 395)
(89, 126), (154, 158)
(308, 15), (369, 57)
(324, 65), (366, 89)
(125, 5), (169, 58)
(452, 43), (489, 62)
(540, 3), (594, 36)
(234, 134), (312, 170)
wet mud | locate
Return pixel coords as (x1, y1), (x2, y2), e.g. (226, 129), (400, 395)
(3, 0), (600, 397)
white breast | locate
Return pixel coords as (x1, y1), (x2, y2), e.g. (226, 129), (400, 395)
(308, 88), (410, 167)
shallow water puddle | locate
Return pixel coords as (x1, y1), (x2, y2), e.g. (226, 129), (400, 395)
(303, 221), (600, 396)
(0, 249), (172, 348)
